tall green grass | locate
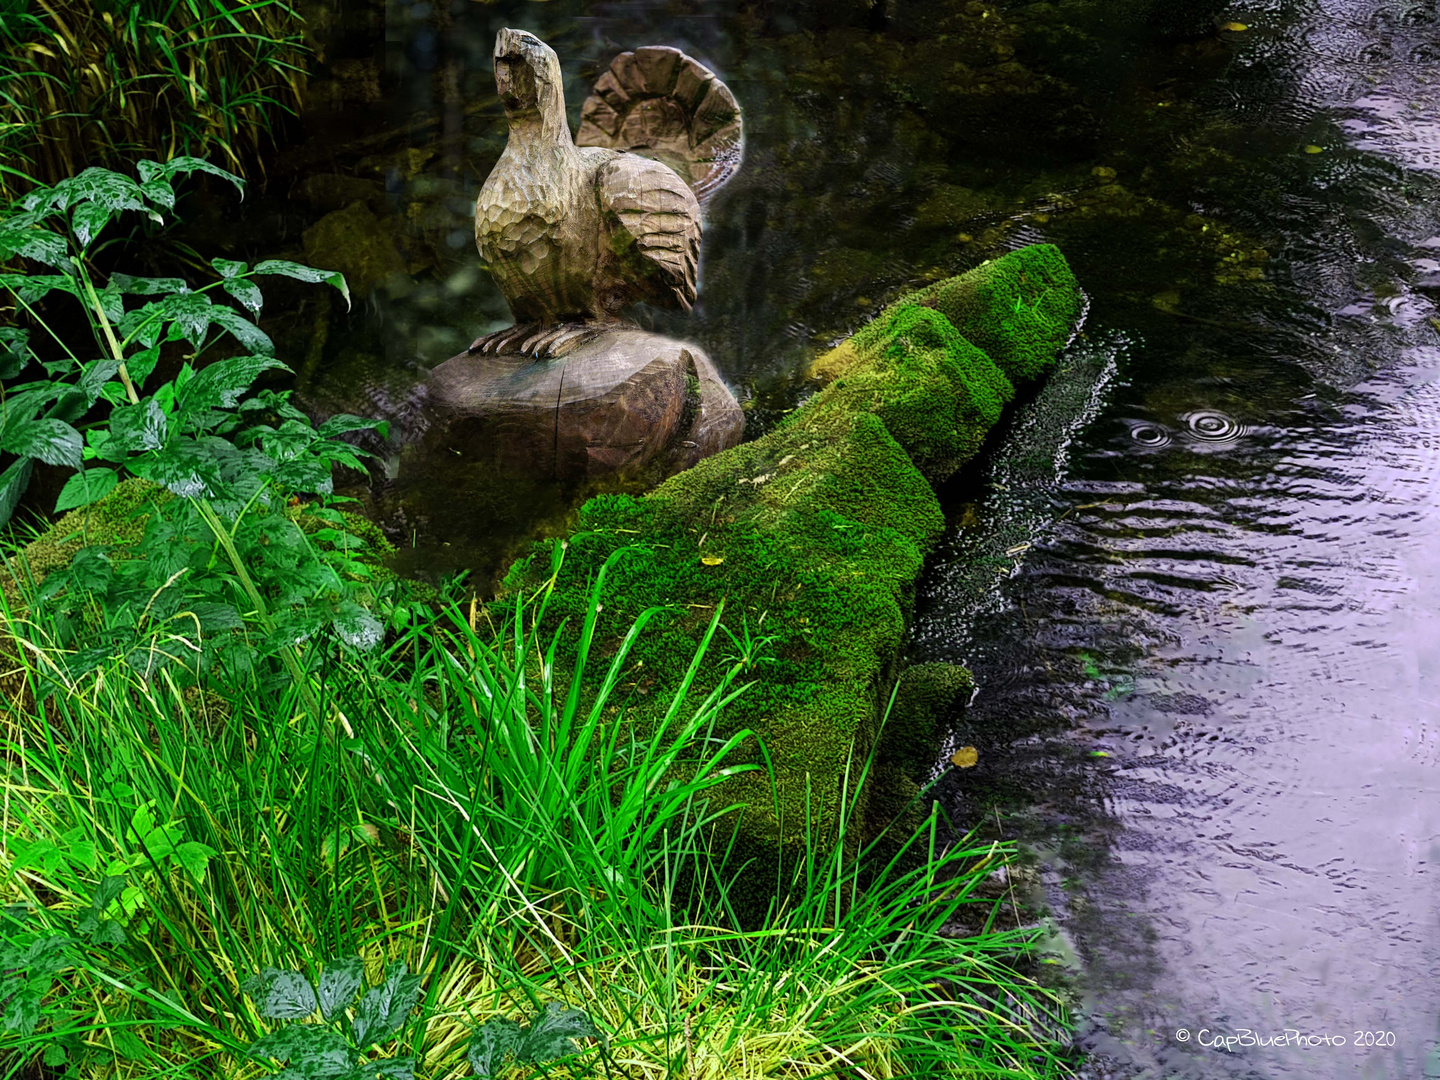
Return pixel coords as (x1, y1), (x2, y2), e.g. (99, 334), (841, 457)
(0, 0), (309, 202)
(0, 543), (1071, 1078)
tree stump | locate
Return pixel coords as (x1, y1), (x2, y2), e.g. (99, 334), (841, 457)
(422, 327), (743, 482)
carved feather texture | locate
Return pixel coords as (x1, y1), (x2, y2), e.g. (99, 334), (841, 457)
(475, 30), (728, 326)
(597, 155), (701, 310)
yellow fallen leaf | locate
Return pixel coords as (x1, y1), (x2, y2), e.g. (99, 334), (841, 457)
(1220, 21), (1249, 31)
(1304, 144), (1324, 154)
(701, 555), (725, 566)
(951, 746), (979, 769)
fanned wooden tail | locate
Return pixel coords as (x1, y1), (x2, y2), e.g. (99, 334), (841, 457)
(576, 46), (743, 206)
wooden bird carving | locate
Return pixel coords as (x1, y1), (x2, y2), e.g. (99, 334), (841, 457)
(471, 28), (742, 358)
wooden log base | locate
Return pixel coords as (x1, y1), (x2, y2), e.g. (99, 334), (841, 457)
(424, 326), (744, 483)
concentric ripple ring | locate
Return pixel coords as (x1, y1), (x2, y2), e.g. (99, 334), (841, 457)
(1180, 409), (1246, 442)
(1127, 420), (1174, 447)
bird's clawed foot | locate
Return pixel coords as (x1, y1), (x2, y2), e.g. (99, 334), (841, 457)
(467, 322), (602, 359)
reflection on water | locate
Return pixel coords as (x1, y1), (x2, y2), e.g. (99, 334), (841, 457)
(910, 0), (1440, 1076)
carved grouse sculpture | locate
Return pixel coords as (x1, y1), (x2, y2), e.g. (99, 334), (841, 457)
(471, 28), (742, 358)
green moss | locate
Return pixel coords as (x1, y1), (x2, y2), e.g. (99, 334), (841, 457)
(4, 478), (171, 591)
(882, 662), (975, 775)
(908, 243), (1082, 383)
(500, 244), (1085, 903)
(793, 306), (1014, 485)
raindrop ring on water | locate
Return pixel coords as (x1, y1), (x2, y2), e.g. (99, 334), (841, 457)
(1127, 420), (1173, 447)
(1180, 409), (1245, 442)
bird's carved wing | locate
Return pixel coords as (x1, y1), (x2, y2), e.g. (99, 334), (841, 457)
(595, 153), (702, 311)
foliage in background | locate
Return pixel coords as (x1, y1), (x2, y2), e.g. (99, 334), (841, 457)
(0, 0), (309, 202)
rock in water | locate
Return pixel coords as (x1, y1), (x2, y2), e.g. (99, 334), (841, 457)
(423, 328), (743, 482)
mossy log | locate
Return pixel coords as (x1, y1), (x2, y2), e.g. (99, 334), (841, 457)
(498, 243), (1082, 908)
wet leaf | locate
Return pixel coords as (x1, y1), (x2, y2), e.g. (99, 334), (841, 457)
(1, 419), (82, 467)
(55, 467), (118, 511)
(1220, 20), (1249, 30)
(517, 1002), (600, 1064)
(950, 746), (979, 769)
(1304, 144), (1324, 154)
(316, 956), (365, 1022)
(254, 260), (351, 311)
(242, 967), (318, 1019)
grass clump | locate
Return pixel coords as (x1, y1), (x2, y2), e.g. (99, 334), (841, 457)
(0, 543), (1073, 1078)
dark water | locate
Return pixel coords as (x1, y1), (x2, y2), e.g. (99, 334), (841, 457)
(907, 1), (1440, 1077)
(251, 0), (1440, 1075)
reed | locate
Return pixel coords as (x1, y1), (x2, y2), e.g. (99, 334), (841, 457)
(0, 0), (309, 202)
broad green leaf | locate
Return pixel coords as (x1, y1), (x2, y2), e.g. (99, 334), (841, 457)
(108, 272), (189, 296)
(317, 414), (383, 439)
(242, 968), (319, 1020)
(159, 157), (245, 199)
(185, 602), (243, 631)
(110, 400), (168, 453)
(173, 840), (217, 885)
(365, 1058), (416, 1080)
(55, 467), (119, 511)
(350, 963), (421, 1047)
(0, 223), (67, 268)
(0, 326), (28, 379)
(127, 344), (163, 389)
(78, 357), (123, 404)
(316, 955), (365, 1022)
(208, 303), (273, 355)
(71, 201), (111, 248)
(333, 604), (383, 652)
(111, 1027), (148, 1060)
(0, 272), (80, 305)
(2, 989), (41, 1035)
(1, 418), (82, 466)
(223, 276), (263, 316)
(97, 279), (126, 324)
(247, 1024), (352, 1074)
(467, 1018), (522, 1079)
(254, 259), (351, 310)
(211, 257), (246, 278)
(129, 802), (155, 840)
(129, 442), (219, 499)
(0, 454), (33, 531)
(177, 355), (288, 413)
(516, 1002), (599, 1065)
(50, 168), (145, 214)
(139, 178), (175, 211)
(160, 292), (215, 349)
(94, 876), (127, 910)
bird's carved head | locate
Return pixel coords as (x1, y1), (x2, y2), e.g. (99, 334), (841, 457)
(494, 28), (564, 127)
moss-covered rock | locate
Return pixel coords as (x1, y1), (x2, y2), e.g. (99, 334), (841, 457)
(499, 244), (1084, 904)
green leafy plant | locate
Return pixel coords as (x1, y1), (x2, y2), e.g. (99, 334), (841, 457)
(242, 957), (422, 1079)
(0, 159), (390, 706)
(0, 916), (70, 1037)
(467, 1003), (601, 1080)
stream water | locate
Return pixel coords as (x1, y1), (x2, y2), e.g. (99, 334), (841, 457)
(259, 0), (1440, 1075)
